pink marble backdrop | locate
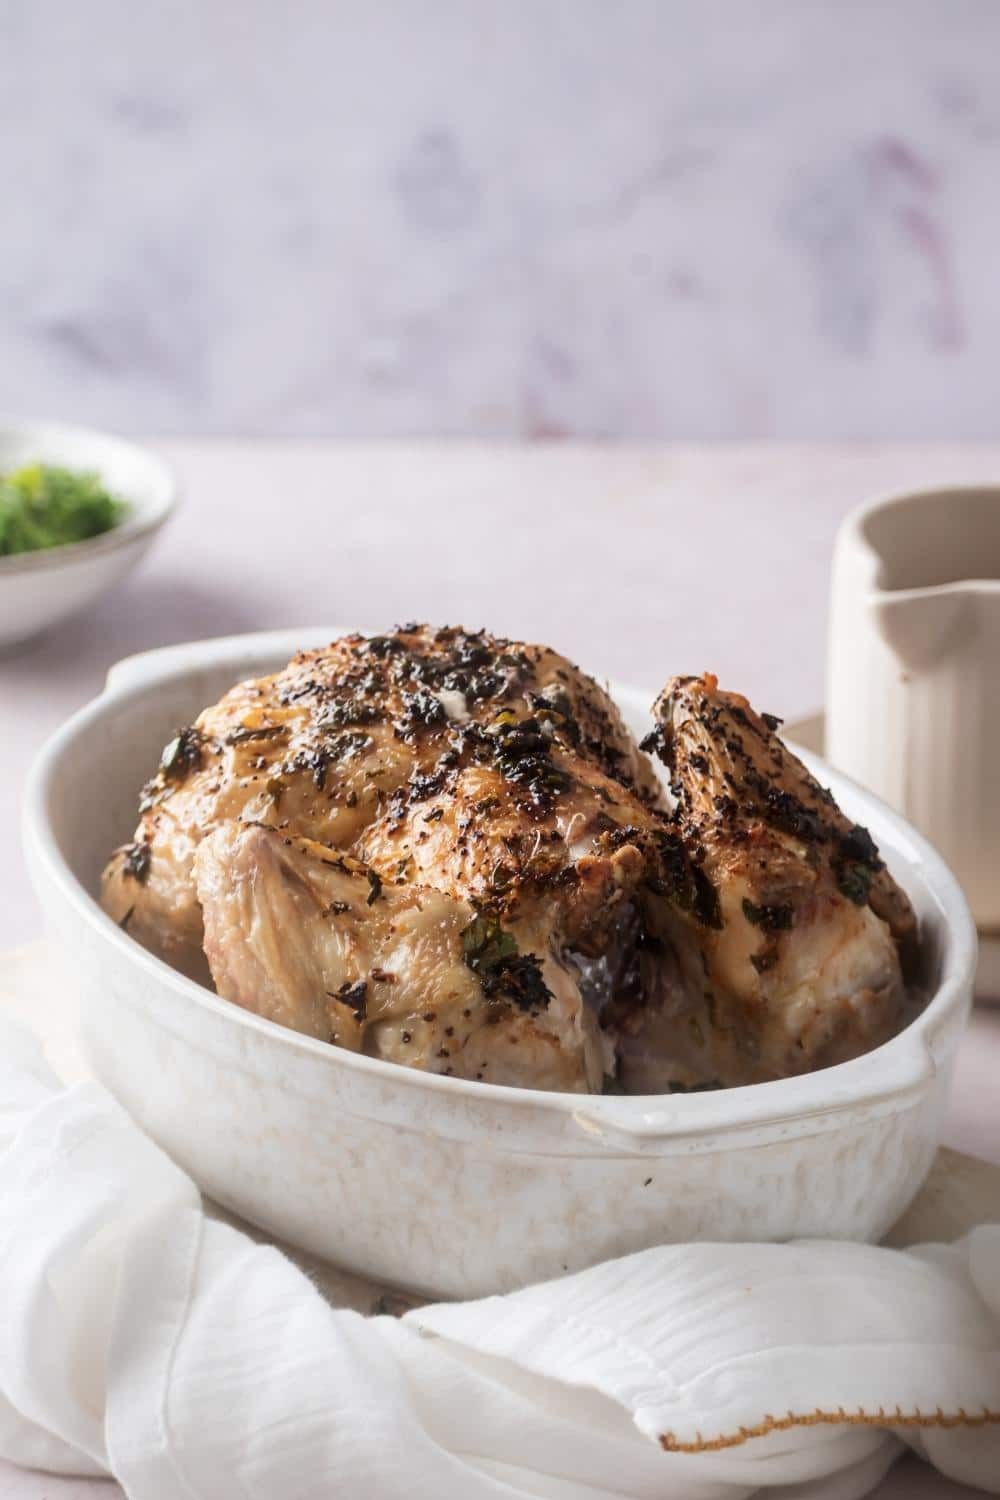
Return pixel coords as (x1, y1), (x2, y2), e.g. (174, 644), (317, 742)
(0, 0), (998, 438)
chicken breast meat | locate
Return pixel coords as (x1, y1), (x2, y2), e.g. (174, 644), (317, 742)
(196, 822), (600, 1093)
(102, 630), (917, 1094)
(102, 626), (660, 970)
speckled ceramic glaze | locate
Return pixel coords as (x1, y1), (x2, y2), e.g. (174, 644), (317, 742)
(24, 630), (977, 1299)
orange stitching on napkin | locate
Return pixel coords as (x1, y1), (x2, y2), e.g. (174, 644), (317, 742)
(659, 1405), (1000, 1452)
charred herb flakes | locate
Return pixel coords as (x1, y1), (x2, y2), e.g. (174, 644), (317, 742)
(651, 831), (723, 929)
(461, 914), (552, 1012)
(122, 840), (151, 884)
(489, 712), (571, 810)
(225, 724), (288, 747)
(639, 725), (670, 763)
(333, 980), (367, 1020)
(837, 862), (872, 905)
(742, 897), (795, 932)
(160, 726), (203, 781)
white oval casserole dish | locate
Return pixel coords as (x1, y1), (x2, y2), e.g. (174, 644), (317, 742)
(23, 629), (977, 1299)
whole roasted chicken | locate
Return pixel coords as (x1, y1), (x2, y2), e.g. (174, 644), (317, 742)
(102, 627), (916, 1094)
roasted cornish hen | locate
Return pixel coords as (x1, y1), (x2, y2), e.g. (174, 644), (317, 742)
(102, 628), (915, 1093)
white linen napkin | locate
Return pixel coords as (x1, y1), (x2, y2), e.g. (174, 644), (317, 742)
(1, 1011), (998, 1500)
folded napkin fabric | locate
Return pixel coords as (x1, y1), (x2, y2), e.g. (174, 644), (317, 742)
(1, 1013), (998, 1500)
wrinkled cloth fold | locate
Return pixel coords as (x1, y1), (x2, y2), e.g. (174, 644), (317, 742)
(1, 1015), (998, 1500)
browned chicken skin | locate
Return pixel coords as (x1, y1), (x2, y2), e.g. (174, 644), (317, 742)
(196, 823), (598, 1092)
(617, 674), (916, 1089)
(102, 632), (916, 1093)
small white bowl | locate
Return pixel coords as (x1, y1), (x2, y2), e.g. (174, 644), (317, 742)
(23, 629), (977, 1299)
(0, 419), (176, 653)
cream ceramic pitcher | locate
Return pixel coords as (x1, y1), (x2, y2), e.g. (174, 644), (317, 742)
(827, 485), (1000, 931)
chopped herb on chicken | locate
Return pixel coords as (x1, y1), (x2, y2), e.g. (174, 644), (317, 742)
(742, 898), (795, 932)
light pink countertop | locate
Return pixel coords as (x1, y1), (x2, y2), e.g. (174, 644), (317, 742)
(2, 441), (998, 1497)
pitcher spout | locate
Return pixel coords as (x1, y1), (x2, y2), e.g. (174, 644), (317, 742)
(871, 585), (977, 674)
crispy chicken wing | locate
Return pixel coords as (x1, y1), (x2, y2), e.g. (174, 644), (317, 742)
(613, 674), (916, 1087)
(102, 634), (918, 1094)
